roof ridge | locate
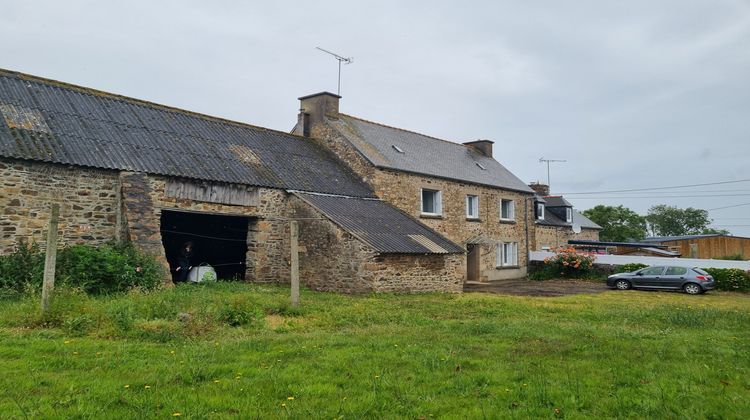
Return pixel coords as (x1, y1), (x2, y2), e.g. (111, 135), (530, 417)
(0, 67), (310, 142)
(339, 113), (482, 151)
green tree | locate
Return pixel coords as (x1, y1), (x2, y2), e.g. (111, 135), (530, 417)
(582, 205), (647, 242)
(645, 205), (724, 236)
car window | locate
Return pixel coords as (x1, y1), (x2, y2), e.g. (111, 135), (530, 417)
(640, 267), (665, 276)
(692, 268), (709, 275)
(665, 267), (688, 276)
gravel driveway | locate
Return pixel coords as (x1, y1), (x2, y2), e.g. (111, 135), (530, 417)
(464, 279), (608, 296)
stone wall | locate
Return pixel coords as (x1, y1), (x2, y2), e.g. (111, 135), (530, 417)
(0, 158), (119, 253)
(535, 225), (600, 250)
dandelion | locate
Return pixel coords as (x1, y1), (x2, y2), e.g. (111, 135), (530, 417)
(124, 385), (130, 389)
(281, 403), (286, 407)
(172, 413), (181, 417)
(287, 396), (295, 400)
(214, 380), (220, 383)
(73, 352), (79, 355)
(144, 385), (151, 389)
(170, 350), (175, 354)
(64, 340), (70, 344)
(374, 375), (380, 379)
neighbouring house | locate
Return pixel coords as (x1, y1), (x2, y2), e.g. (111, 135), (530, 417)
(568, 240), (681, 257)
(0, 68), (465, 293)
(527, 183), (601, 250)
(642, 234), (750, 259)
(293, 92), (536, 281)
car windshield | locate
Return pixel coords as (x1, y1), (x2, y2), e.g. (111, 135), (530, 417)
(692, 268), (710, 275)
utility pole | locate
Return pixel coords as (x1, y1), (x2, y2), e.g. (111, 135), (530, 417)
(538, 157), (567, 193)
(41, 203), (60, 314)
(290, 221), (300, 307)
(316, 47), (353, 96)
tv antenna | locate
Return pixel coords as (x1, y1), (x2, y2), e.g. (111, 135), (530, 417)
(316, 46), (353, 95)
(539, 157), (567, 192)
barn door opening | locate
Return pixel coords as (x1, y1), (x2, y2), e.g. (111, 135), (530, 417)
(467, 244), (480, 282)
(160, 210), (249, 281)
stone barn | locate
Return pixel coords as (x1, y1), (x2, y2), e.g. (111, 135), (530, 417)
(0, 69), (464, 292)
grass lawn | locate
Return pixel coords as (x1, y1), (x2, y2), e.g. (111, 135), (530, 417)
(0, 283), (748, 418)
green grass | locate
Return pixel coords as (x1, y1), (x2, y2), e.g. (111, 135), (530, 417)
(0, 283), (748, 418)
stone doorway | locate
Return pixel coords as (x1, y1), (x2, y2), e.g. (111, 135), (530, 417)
(467, 244), (480, 282)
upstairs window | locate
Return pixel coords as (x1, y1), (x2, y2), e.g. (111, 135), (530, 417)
(421, 189), (442, 215)
(466, 195), (479, 219)
(565, 207), (573, 223)
(536, 203), (545, 220)
(496, 242), (519, 267)
(500, 199), (515, 221)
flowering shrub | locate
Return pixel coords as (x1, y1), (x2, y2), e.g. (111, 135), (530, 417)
(543, 247), (596, 278)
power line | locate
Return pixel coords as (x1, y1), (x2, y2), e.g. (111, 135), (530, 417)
(568, 193), (750, 199)
(708, 202), (750, 211)
(560, 178), (750, 195)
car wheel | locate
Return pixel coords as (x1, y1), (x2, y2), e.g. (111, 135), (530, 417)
(683, 283), (702, 295)
(615, 279), (631, 290)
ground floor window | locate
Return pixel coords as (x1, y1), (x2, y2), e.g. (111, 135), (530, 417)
(496, 242), (518, 267)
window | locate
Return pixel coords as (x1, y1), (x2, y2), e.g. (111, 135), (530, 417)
(640, 267), (665, 276)
(466, 195), (479, 219)
(496, 242), (518, 267)
(421, 189), (442, 215)
(500, 199), (515, 221)
(536, 202), (545, 220)
(565, 207), (572, 223)
(665, 267), (688, 276)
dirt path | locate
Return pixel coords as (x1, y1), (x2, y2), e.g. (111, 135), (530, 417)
(464, 279), (608, 296)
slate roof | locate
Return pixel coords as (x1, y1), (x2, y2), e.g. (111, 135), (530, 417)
(329, 114), (534, 193)
(0, 69), (374, 198)
(295, 192), (464, 254)
(542, 196), (573, 207)
(537, 208), (602, 230)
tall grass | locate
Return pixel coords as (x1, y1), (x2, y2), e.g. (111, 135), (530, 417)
(0, 283), (748, 418)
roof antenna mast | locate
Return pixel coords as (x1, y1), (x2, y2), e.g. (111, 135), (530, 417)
(316, 46), (353, 96)
(538, 157), (567, 193)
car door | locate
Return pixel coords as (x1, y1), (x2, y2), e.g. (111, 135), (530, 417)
(662, 266), (689, 289)
(635, 266), (666, 287)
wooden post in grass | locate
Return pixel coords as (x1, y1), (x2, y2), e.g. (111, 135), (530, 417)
(41, 203), (60, 314)
(290, 221), (300, 307)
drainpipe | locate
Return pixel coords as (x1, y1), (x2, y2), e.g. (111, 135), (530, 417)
(524, 196), (530, 269)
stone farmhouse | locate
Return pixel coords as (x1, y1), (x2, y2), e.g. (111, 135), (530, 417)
(528, 183), (601, 250)
(0, 69), (465, 293)
(293, 92), (537, 281)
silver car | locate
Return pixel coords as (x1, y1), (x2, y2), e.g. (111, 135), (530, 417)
(607, 266), (715, 295)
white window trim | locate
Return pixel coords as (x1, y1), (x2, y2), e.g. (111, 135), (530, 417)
(500, 199), (515, 221)
(420, 188), (443, 216)
(565, 207), (573, 223)
(496, 242), (519, 267)
(537, 203), (545, 220)
(466, 195), (479, 219)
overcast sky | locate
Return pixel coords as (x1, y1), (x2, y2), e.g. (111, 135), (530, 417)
(2, 0), (749, 236)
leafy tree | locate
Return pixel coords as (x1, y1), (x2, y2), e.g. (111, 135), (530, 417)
(582, 205), (647, 242)
(645, 205), (723, 237)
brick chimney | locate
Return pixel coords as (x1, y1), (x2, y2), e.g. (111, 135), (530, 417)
(529, 182), (550, 196)
(463, 139), (494, 157)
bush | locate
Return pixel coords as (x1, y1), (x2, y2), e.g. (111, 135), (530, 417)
(543, 247), (596, 278)
(0, 242), (164, 296)
(703, 268), (750, 292)
(618, 263), (648, 273)
(0, 242), (44, 294)
(217, 296), (264, 327)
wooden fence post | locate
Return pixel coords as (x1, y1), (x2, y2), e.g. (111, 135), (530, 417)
(41, 203), (60, 314)
(290, 221), (300, 307)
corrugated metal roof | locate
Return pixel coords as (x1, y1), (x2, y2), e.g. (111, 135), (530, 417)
(0, 69), (375, 198)
(642, 234), (724, 242)
(295, 192), (464, 254)
(330, 114), (534, 193)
